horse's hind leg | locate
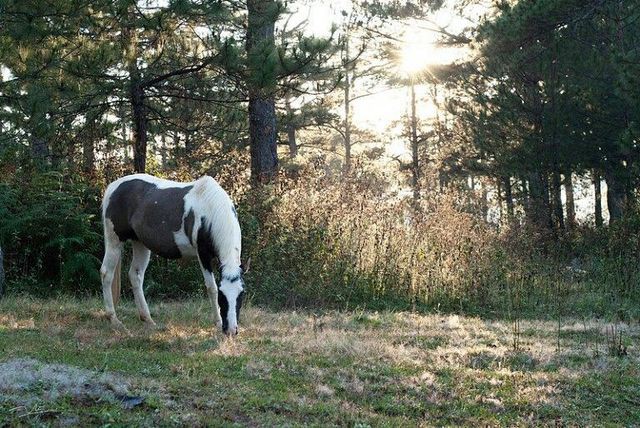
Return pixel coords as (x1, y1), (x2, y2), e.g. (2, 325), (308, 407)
(129, 241), (155, 327)
(101, 241), (126, 331)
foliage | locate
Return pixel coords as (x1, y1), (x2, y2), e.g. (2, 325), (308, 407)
(1, 0), (639, 327)
(447, 0), (640, 226)
(0, 160), (638, 320)
(0, 169), (102, 295)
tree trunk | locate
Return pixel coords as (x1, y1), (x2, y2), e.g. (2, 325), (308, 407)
(526, 171), (552, 231)
(551, 170), (564, 231)
(410, 80), (419, 201)
(26, 82), (50, 166)
(130, 81), (147, 173)
(246, 0), (278, 184)
(287, 124), (297, 158)
(503, 175), (515, 223)
(481, 184), (489, 222)
(0, 246), (4, 298)
(496, 178), (503, 222)
(564, 170), (576, 230)
(82, 113), (98, 174)
(173, 132), (181, 154)
(82, 136), (95, 174)
(119, 101), (129, 164)
(160, 134), (167, 168)
(248, 97), (278, 183)
(594, 171), (603, 227)
(608, 6), (631, 224)
(605, 167), (626, 224)
(185, 133), (193, 157)
(124, 17), (147, 174)
(284, 97), (298, 158)
(344, 79), (352, 172)
(343, 34), (352, 173)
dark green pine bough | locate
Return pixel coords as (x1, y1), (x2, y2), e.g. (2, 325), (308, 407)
(0, 246), (4, 297)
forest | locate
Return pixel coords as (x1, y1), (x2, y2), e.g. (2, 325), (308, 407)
(1, 0), (639, 425)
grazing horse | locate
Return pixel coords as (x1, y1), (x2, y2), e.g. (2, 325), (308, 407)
(100, 173), (247, 335)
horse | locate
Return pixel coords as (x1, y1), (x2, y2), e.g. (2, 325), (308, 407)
(100, 173), (248, 335)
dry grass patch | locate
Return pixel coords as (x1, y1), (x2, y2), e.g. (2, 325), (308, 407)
(0, 313), (35, 330)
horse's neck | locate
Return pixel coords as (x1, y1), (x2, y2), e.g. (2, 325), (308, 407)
(218, 250), (240, 269)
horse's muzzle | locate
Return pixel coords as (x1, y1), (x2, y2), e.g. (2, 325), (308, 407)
(224, 326), (238, 336)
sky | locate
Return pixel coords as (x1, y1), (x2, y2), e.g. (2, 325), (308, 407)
(285, 0), (475, 159)
(1, 66), (11, 82)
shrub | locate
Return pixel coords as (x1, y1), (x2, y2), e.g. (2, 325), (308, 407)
(239, 169), (640, 318)
(238, 172), (509, 312)
(0, 170), (102, 296)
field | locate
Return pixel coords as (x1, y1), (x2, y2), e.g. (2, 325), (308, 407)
(1, 296), (639, 426)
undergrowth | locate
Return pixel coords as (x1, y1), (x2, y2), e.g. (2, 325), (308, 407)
(0, 166), (639, 321)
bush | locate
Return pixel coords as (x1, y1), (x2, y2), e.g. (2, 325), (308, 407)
(239, 169), (640, 318)
(238, 173), (508, 312)
(0, 170), (102, 296)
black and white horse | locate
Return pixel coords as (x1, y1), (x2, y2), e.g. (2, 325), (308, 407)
(100, 174), (247, 335)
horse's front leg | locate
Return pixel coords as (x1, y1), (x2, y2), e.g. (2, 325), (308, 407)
(200, 267), (223, 330)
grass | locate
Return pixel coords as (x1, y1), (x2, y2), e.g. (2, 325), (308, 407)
(0, 295), (639, 426)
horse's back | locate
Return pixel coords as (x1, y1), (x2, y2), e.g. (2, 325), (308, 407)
(103, 177), (156, 242)
(102, 173), (238, 262)
(103, 174), (196, 259)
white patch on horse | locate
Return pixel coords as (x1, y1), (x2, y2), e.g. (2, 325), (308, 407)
(103, 218), (119, 242)
(220, 266), (244, 334)
(173, 228), (197, 258)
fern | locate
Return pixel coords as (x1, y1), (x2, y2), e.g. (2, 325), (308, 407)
(61, 252), (101, 290)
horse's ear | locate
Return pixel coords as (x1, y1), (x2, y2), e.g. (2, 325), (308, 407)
(241, 257), (251, 274)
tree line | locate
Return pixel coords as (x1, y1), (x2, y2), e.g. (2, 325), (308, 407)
(445, 0), (640, 230)
(2, 0), (639, 232)
(0, 0), (342, 182)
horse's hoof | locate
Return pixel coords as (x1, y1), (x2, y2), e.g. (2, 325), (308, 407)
(111, 319), (132, 336)
(144, 321), (164, 331)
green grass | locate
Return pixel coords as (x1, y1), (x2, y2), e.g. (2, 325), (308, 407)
(1, 296), (639, 426)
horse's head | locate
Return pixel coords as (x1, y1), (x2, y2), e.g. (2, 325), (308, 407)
(218, 259), (250, 336)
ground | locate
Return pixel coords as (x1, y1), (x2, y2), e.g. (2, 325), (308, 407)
(0, 296), (639, 426)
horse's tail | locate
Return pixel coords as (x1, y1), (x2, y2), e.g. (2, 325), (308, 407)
(111, 256), (122, 306)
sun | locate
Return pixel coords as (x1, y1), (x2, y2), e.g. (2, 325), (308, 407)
(399, 42), (435, 75)
(398, 32), (467, 76)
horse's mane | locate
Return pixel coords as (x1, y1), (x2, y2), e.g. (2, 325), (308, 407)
(191, 176), (241, 269)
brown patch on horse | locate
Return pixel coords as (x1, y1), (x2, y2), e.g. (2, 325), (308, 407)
(105, 179), (193, 259)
